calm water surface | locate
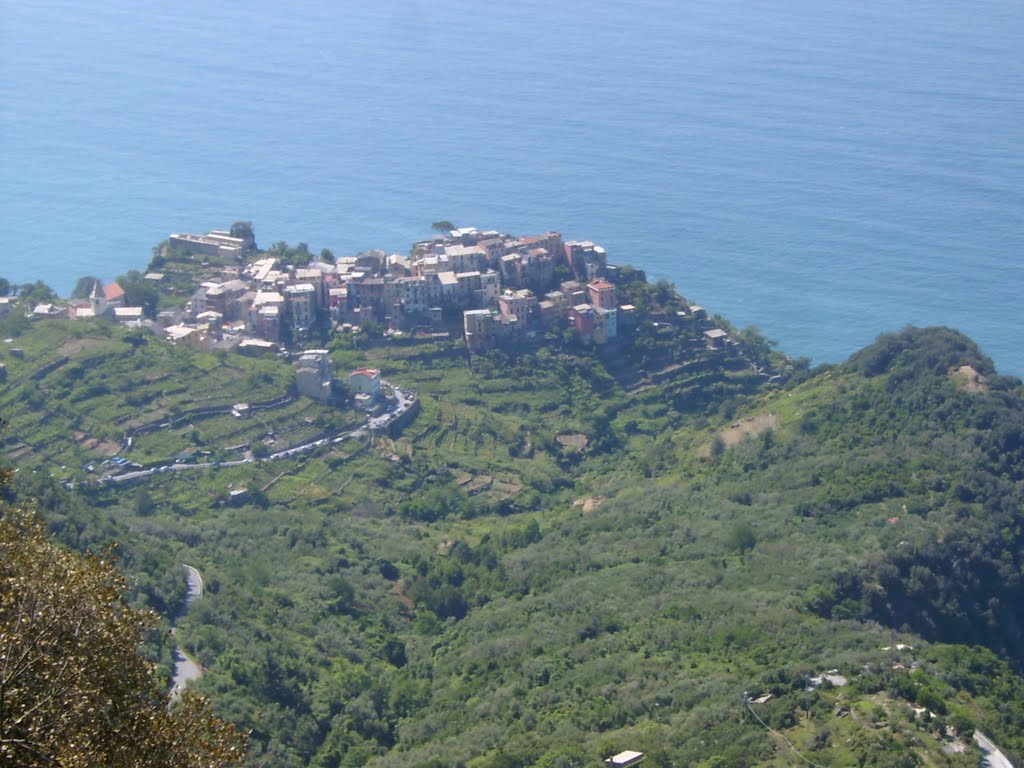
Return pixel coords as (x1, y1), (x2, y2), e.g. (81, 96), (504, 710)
(1, 0), (1021, 373)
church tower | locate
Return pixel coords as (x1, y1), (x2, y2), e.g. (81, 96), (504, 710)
(90, 280), (107, 317)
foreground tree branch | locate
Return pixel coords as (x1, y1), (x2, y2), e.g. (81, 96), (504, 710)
(0, 505), (246, 767)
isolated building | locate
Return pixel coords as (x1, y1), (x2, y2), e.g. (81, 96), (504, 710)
(348, 367), (382, 410)
(296, 349), (334, 401)
(704, 328), (729, 349)
(605, 751), (644, 767)
(348, 367), (382, 398)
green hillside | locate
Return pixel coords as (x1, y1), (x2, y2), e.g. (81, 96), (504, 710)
(2, 314), (1022, 768)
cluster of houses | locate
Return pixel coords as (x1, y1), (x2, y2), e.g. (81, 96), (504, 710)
(2, 278), (152, 325)
(156, 226), (640, 353)
(10, 225), (730, 357)
(462, 275), (628, 352)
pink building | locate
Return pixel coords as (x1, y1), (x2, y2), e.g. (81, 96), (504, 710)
(588, 280), (617, 310)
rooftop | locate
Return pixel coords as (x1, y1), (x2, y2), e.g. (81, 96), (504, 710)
(350, 367), (380, 378)
(164, 325), (197, 341)
(444, 244), (486, 257)
(606, 751), (644, 767)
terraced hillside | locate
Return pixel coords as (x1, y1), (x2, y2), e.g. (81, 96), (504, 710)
(2, 315), (1023, 768)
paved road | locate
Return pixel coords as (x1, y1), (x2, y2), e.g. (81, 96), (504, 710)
(974, 731), (1015, 768)
(170, 564), (204, 701)
(182, 563), (203, 599)
(98, 385), (417, 485)
(367, 382), (417, 431)
(101, 459), (252, 484)
(95, 385), (415, 487)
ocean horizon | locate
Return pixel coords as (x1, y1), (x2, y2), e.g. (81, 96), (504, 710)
(1, 0), (1021, 374)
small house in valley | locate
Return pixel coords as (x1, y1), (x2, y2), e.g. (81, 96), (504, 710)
(605, 750), (644, 767)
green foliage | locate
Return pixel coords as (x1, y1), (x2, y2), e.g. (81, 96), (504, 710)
(800, 329), (1024, 665)
(850, 326), (995, 379)
(116, 269), (160, 318)
(229, 221), (257, 251)
(264, 240), (326, 269)
(725, 521), (757, 553)
(0, 505), (245, 766)
(72, 275), (102, 299)
(17, 280), (56, 306)
(4, 314), (1024, 768)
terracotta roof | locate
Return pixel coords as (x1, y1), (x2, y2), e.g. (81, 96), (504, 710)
(104, 283), (125, 300)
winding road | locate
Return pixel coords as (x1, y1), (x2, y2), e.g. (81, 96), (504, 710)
(170, 563), (204, 701)
(100, 384), (416, 486)
(974, 731), (1015, 768)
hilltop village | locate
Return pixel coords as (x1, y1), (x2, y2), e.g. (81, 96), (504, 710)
(0, 223), (783, 488)
(4, 228), (1021, 768)
(9, 224), (735, 361)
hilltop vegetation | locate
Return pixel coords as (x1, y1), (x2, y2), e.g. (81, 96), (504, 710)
(1, 307), (1023, 767)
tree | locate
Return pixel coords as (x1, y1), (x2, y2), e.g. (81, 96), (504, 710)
(228, 221), (256, 252)
(431, 220), (455, 233)
(72, 276), (103, 299)
(726, 521), (757, 554)
(735, 325), (776, 366)
(17, 281), (56, 307)
(0, 505), (246, 766)
(134, 486), (155, 516)
(116, 270), (159, 318)
(320, 248), (335, 264)
(0, 278), (11, 296)
(149, 241), (168, 270)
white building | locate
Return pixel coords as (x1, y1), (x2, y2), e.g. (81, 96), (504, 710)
(348, 367), (381, 397)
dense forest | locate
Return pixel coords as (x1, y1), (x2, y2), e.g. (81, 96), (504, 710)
(1, 306), (1022, 766)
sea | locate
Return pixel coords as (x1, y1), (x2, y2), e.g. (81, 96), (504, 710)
(1, 0), (1022, 375)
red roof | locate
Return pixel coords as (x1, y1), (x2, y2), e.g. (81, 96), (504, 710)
(350, 367), (380, 378)
(104, 283), (125, 300)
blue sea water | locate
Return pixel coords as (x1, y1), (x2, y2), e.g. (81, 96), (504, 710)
(1, 0), (1022, 374)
